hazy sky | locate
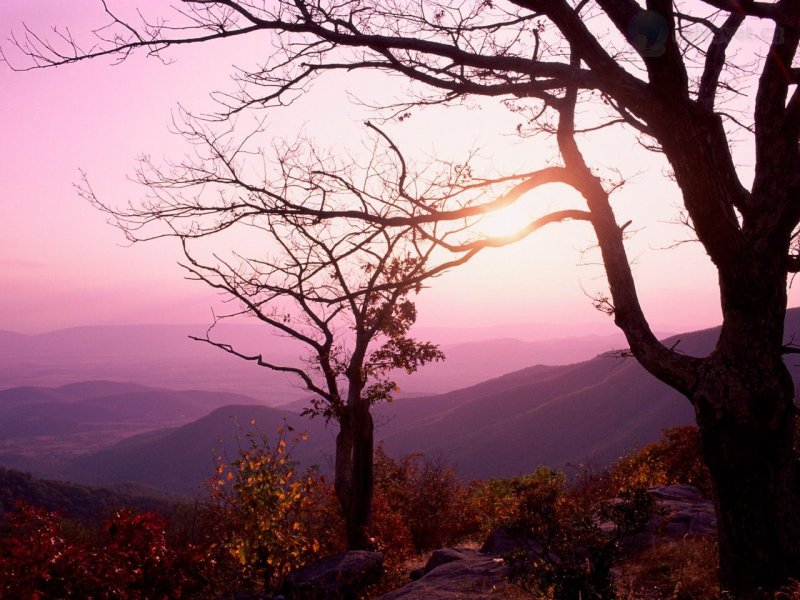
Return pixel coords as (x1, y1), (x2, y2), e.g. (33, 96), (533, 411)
(1, 2), (788, 337)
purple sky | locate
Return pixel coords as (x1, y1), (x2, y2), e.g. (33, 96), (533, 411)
(1, 2), (786, 337)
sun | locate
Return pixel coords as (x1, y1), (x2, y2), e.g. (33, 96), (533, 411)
(475, 200), (540, 240)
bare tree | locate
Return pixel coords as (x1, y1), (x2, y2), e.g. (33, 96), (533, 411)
(82, 119), (580, 548)
(7, 0), (800, 594)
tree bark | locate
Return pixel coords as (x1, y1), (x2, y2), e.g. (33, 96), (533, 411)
(691, 268), (800, 597)
(694, 359), (800, 597)
(334, 399), (374, 550)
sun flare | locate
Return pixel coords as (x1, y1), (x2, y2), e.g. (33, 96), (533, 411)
(476, 201), (539, 239)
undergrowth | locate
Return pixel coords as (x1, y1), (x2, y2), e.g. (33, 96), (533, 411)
(0, 425), (728, 599)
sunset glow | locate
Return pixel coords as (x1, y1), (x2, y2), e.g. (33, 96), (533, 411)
(476, 198), (541, 240)
(0, 2), (785, 337)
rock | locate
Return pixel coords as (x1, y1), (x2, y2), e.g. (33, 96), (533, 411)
(619, 484), (716, 553)
(480, 527), (546, 558)
(647, 484), (716, 538)
(379, 549), (509, 599)
(421, 547), (478, 574)
(648, 484), (705, 503)
(283, 551), (383, 600)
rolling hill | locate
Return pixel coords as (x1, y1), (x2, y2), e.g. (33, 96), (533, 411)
(6, 311), (800, 494)
(64, 404), (336, 494)
(49, 351), (695, 494)
(0, 467), (176, 522)
(374, 309), (800, 476)
(0, 381), (267, 477)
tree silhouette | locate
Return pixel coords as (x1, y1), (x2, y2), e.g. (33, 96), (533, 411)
(80, 119), (531, 549)
(6, 1), (800, 594)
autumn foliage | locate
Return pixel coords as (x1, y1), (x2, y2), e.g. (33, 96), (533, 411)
(208, 427), (323, 591)
(0, 503), (212, 599)
(606, 426), (711, 497)
(0, 426), (716, 599)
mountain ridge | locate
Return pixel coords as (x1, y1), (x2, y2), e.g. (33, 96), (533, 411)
(0, 323), (628, 400)
(5, 310), (800, 493)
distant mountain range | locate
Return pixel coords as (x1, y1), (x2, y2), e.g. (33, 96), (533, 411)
(0, 381), (266, 476)
(0, 323), (627, 401)
(3, 311), (800, 495)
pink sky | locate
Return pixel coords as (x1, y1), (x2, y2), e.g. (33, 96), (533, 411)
(0, 2), (785, 337)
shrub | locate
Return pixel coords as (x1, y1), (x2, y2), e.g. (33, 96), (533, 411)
(0, 501), (212, 599)
(614, 537), (719, 600)
(609, 427), (711, 496)
(210, 426), (325, 593)
(463, 476), (528, 541)
(493, 469), (616, 600)
(372, 445), (470, 554)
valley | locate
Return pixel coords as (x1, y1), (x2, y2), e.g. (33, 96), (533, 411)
(5, 313), (798, 495)
(0, 310), (800, 494)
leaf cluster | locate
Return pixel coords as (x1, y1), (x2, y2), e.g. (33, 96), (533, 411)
(209, 426), (322, 592)
(0, 503), (213, 599)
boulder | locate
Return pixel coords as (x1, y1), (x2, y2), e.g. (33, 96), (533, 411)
(646, 484), (716, 538)
(379, 549), (509, 599)
(480, 527), (559, 563)
(422, 547), (479, 574)
(283, 551), (383, 600)
(619, 484), (716, 553)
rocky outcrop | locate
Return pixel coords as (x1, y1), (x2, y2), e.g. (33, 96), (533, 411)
(617, 484), (716, 553)
(282, 551), (383, 600)
(380, 548), (508, 599)
(647, 485), (716, 537)
(409, 547), (478, 580)
(380, 484), (716, 598)
(480, 527), (547, 558)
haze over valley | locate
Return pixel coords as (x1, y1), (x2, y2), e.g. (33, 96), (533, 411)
(4, 312), (800, 495)
(0, 322), (629, 402)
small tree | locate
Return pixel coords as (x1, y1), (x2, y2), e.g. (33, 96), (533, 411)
(81, 123), (495, 549)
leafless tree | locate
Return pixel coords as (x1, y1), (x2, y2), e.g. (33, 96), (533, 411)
(81, 118), (582, 548)
(6, 0), (800, 594)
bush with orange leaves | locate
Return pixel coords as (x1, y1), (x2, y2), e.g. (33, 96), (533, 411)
(209, 426), (329, 594)
(372, 445), (472, 555)
(607, 426), (711, 497)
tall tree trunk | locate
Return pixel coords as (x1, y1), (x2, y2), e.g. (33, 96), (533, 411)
(694, 357), (800, 597)
(334, 398), (375, 550)
(692, 269), (800, 597)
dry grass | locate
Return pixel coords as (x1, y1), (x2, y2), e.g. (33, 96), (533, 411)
(614, 537), (719, 599)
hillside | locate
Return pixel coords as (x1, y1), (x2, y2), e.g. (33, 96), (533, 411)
(64, 404), (336, 494)
(0, 467), (175, 522)
(7, 310), (800, 494)
(375, 309), (800, 476)
(0, 381), (266, 477)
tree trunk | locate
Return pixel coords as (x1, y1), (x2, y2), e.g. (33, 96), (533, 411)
(334, 399), (375, 550)
(691, 273), (800, 597)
